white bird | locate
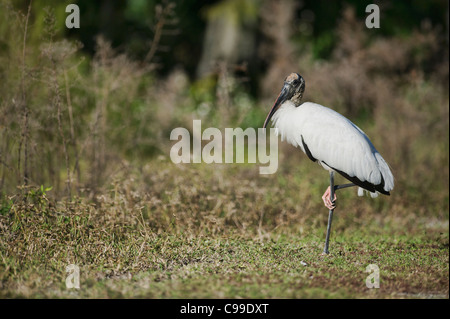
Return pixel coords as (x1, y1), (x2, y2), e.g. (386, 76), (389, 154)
(263, 73), (394, 254)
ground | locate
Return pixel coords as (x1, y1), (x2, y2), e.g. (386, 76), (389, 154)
(0, 161), (448, 298)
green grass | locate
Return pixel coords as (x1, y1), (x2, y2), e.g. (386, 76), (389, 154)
(0, 161), (448, 298)
(2, 236), (447, 298)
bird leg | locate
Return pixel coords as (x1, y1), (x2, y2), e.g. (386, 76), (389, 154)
(322, 186), (337, 210)
(323, 173), (356, 255)
(323, 172), (335, 255)
(322, 183), (356, 210)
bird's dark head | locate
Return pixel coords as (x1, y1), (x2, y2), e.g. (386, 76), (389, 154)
(285, 73), (305, 104)
(263, 73), (305, 128)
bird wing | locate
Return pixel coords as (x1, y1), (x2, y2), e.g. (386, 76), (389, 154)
(283, 102), (394, 193)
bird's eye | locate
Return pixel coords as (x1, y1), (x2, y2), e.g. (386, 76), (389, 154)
(292, 79), (299, 86)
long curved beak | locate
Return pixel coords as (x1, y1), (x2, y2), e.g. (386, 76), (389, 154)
(263, 83), (291, 129)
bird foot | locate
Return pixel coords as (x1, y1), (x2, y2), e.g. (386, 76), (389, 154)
(322, 186), (337, 210)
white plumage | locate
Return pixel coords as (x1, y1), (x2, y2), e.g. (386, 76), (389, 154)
(272, 100), (394, 197)
(263, 72), (394, 201)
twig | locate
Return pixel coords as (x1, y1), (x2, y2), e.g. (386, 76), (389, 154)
(144, 1), (176, 64)
(64, 69), (81, 194)
(19, 0), (33, 185)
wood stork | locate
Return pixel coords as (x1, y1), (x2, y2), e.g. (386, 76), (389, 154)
(263, 73), (394, 254)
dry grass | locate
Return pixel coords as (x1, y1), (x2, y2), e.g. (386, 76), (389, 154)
(0, 162), (448, 298)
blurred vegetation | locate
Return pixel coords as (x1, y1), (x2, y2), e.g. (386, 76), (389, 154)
(1, 0), (447, 199)
(0, 0), (448, 299)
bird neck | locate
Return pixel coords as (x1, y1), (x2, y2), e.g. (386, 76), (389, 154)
(271, 101), (300, 147)
(273, 101), (296, 125)
(290, 92), (303, 106)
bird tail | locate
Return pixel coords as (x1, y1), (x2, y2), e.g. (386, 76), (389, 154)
(375, 152), (394, 193)
(357, 187), (379, 198)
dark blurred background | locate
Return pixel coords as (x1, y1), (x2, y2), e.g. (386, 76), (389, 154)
(10, 0), (449, 92)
